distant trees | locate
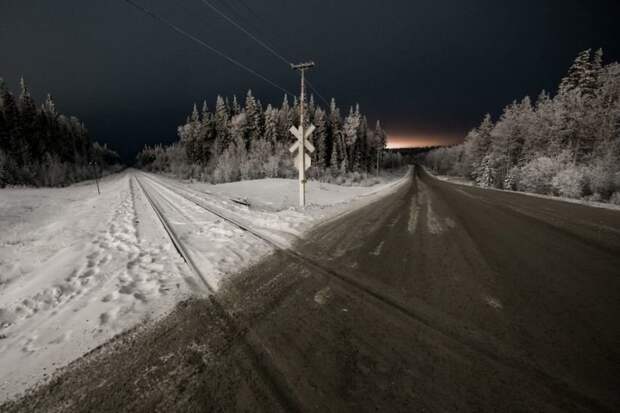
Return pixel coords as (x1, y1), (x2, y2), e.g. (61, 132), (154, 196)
(137, 91), (401, 184)
(0, 77), (119, 187)
(425, 49), (620, 204)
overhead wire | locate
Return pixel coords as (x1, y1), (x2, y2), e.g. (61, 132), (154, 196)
(196, 0), (332, 107)
(121, 0), (294, 96)
(198, 0), (292, 66)
(305, 78), (330, 107)
(222, 0), (302, 63)
(212, 0), (275, 51)
(229, 0), (265, 26)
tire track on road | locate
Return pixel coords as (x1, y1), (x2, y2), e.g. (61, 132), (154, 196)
(141, 172), (613, 412)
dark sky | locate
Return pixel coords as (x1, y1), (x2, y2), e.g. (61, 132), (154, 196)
(1, 0), (620, 160)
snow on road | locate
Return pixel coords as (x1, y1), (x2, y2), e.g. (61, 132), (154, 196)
(0, 169), (408, 401)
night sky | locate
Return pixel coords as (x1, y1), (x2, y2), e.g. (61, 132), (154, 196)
(2, 0), (620, 161)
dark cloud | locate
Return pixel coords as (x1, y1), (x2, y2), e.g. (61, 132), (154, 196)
(1, 0), (619, 160)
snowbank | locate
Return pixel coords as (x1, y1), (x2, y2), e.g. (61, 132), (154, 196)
(201, 178), (390, 210)
(424, 166), (620, 212)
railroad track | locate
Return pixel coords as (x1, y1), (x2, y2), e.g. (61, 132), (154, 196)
(134, 175), (302, 412)
(137, 172), (611, 413)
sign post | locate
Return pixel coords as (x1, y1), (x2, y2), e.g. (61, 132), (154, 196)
(90, 161), (100, 195)
(290, 61), (315, 207)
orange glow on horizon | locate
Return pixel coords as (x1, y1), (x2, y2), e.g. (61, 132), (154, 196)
(387, 134), (463, 149)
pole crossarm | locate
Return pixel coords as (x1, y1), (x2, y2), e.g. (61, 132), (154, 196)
(290, 61), (315, 71)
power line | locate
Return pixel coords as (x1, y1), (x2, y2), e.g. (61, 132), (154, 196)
(198, 0), (292, 66)
(226, 0), (298, 61)
(215, 0), (267, 39)
(196, 0), (332, 108)
(305, 77), (330, 107)
(121, 0), (294, 96)
(229, 0), (264, 24)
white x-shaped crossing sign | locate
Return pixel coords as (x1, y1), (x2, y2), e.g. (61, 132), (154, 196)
(289, 124), (316, 171)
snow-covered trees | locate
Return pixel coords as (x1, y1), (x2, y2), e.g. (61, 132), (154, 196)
(263, 104), (278, 145)
(371, 120), (387, 173)
(138, 90), (390, 184)
(313, 107), (328, 169)
(424, 48), (620, 204)
(559, 49), (597, 97)
(244, 90), (262, 145)
(464, 114), (494, 183)
(213, 95), (229, 156)
(0, 77), (119, 187)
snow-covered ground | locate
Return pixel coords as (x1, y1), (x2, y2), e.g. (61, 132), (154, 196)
(0, 173), (194, 401)
(159, 169), (409, 240)
(0, 168), (409, 401)
(424, 167), (620, 211)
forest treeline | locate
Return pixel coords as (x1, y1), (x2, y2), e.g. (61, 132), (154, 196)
(425, 49), (620, 204)
(0, 78), (120, 187)
(137, 92), (403, 184)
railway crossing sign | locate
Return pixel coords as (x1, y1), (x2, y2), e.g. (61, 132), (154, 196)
(290, 61), (316, 207)
(289, 124), (315, 206)
(289, 124), (315, 172)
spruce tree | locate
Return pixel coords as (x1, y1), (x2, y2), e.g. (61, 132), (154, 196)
(373, 120), (387, 173)
(314, 107), (328, 169)
(40, 93), (60, 158)
(231, 95), (241, 116)
(329, 135), (339, 176)
(244, 90), (260, 145)
(0, 80), (18, 136)
(307, 94), (315, 125)
(559, 49), (595, 97)
(0, 79), (15, 155)
(374, 120), (386, 150)
(328, 98), (342, 167)
(199, 101), (215, 164)
(0, 104), (7, 158)
(592, 48), (605, 92)
(214, 95), (229, 155)
(42, 94), (56, 117)
(358, 115), (369, 171)
(18, 77), (38, 165)
(181, 103), (201, 163)
(292, 96), (299, 126)
(468, 114), (493, 168)
(592, 48), (604, 75)
(264, 105), (278, 144)
(277, 94), (291, 140)
(343, 106), (360, 170)
(256, 98), (265, 137)
(489, 97), (533, 187)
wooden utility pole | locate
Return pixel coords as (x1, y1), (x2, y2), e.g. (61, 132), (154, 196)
(289, 61), (316, 207)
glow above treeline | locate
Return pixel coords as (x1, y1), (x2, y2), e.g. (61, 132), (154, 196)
(387, 134), (463, 149)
